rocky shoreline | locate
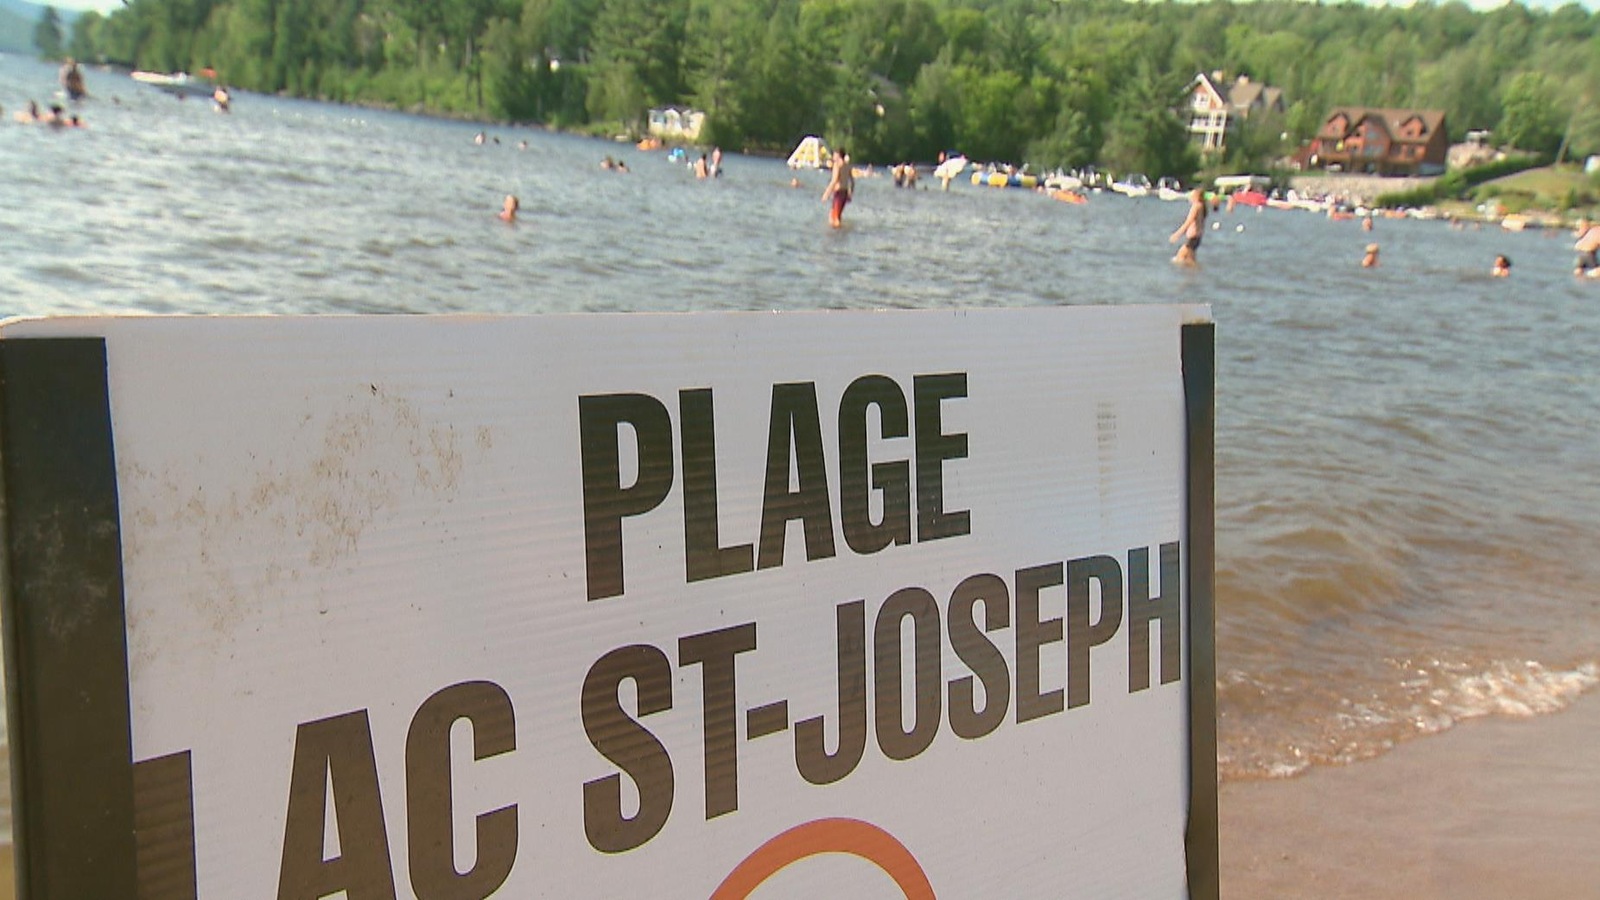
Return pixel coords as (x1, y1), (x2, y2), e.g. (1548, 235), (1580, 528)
(1287, 173), (1437, 205)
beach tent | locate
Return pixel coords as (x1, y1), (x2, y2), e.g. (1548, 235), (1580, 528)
(786, 135), (830, 169)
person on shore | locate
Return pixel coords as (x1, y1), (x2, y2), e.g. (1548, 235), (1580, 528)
(498, 194), (519, 223)
(1492, 255), (1511, 277)
(1362, 243), (1380, 268)
(1573, 218), (1600, 277)
(822, 148), (854, 229)
(1169, 188), (1207, 266)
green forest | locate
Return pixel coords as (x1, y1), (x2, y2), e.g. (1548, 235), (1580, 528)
(58, 0), (1600, 176)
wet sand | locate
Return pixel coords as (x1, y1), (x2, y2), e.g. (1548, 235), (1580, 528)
(1221, 690), (1600, 899)
(0, 698), (1594, 898)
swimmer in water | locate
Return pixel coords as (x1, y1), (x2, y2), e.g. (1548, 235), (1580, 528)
(1574, 218), (1600, 277)
(499, 194), (519, 223)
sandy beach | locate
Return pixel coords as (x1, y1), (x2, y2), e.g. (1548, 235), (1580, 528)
(0, 698), (1592, 898)
(1221, 690), (1600, 899)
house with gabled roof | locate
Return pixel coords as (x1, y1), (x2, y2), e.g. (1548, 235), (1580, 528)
(1306, 107), (1449, 176)
(1185, 72), (1287, 155)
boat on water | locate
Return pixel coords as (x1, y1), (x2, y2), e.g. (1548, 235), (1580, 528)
(131, 70), (220, 98)
(1043, 172), (1082, 192)
(1110, 174), (1152, 198)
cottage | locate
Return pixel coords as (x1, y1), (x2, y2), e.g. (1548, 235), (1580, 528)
(1185, 73), (1286, 155)
(647, 107), (706, 142)
(1307, 108), (1449, 176)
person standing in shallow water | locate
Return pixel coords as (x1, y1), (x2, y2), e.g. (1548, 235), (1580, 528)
(822, 149), (854, 228)
(1169, 189), (1207, 265)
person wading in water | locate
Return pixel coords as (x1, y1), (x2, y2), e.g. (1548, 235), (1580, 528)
(822, 149), (854, 229)
(1169, 188), (1207, 266)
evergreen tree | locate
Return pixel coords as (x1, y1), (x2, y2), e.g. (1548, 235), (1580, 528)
(34, 6), (64, 60)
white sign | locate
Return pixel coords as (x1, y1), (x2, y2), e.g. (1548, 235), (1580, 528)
(0, 308), (1213, 899)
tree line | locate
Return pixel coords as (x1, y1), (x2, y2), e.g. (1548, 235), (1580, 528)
(57, 0), (1600, 177)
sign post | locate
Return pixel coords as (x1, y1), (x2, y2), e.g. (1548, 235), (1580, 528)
(0, 308), (1216, 899)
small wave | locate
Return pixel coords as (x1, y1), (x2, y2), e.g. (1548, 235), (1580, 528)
(1221, 658), (1600, 782)
(1422, 659), (1599, 727)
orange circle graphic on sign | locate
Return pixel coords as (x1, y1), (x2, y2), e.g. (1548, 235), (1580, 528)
(710, 817), (935, 899)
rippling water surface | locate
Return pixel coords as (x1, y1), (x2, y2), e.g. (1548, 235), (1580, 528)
(3, 54), (1598, 815)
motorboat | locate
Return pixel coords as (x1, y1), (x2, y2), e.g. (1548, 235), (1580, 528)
(131, 70), (219, 99)
(1044, 172), (1083, 192)
(1110, 174), (1152, 197)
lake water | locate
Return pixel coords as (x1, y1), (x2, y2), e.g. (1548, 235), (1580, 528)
(2, 54), (1599, 836)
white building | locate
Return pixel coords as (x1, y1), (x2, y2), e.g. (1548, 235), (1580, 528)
(647, 107), (706, 142)
(1185, 73), (1286, 155)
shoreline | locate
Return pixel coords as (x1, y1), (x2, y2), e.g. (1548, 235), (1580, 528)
(1221, 687), (1600, 898)
(0, 696), (1594, 898)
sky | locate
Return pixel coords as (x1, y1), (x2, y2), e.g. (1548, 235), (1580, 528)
(31, 0), (1600, 17)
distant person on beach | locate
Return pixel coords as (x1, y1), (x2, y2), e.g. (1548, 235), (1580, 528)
(822, 148), (854, 228)
(1169, 189), (1207, 266)
(1492, 255), (1511, 277)
(1363, 243), (1380, 267)
(1574, 218), (1600, 276)
(499, 194), (519, 223)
